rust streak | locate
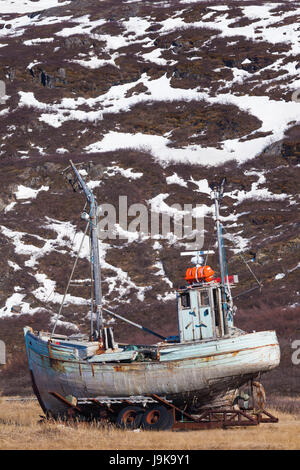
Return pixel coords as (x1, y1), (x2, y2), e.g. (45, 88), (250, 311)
(49, 357), (66, 372)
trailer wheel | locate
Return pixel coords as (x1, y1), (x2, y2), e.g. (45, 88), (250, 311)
(116, 406), (144, 429)
(141, 405), (173, 431)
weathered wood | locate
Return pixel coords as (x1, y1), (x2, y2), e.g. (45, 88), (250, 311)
(88, 350), (138, 363)
(24, 327), (280, 417)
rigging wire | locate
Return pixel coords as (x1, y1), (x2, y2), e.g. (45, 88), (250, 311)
(41, 202), (88, 307)
(237, 251), (262, 287)
(50, 220), (89, 339)
(221, 225), (262, 294)
(204, 220), (216, 266)
(192, 199), (262, 296)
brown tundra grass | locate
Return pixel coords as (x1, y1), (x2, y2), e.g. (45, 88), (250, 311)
(0, 397), (299, 450)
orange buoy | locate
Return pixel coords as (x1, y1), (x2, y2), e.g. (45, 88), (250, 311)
(185, 266), (215, 284)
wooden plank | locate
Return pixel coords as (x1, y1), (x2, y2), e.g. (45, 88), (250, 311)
(88, 350), (138, 363)
(49, 391), (81, 412)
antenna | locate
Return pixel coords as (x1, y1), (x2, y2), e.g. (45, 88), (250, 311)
(209, 177), (226, 197)
(181, 250), (214, 267)
(219, 177), (226, 198)
(62, 161), (94, 192)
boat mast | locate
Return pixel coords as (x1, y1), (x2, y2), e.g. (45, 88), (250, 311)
(69, 160), (103, 340)
(211, 180), (229, 335)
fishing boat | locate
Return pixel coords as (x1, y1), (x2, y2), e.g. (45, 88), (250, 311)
(24, 162), (280, 427)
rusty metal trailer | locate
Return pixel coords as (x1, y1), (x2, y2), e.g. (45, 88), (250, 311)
(48, 391), (278, 431)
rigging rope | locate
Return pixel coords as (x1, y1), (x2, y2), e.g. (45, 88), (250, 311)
(50, 220), (89, 339)
(238, 251), (262, 287)
(221, 225), (262, 288)
(204, 221), (216, 266)
(42, 202), (88, 307)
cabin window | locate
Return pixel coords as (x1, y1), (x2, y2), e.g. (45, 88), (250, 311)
(213, 288), (220, 327)
(180, 292), (191, 308)
(200, 291), (209, 306)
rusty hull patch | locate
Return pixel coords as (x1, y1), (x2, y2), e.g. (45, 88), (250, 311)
(49, 357), (66, 372)
(113, 363), (141, 372)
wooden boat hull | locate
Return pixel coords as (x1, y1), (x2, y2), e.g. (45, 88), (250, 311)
(24, 327), (280, 416)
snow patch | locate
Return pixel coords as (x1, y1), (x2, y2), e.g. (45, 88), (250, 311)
(166, 173), (187, 187)
(4, 202), (16, 213)
(0, 0), (71, 14)
(15, 185), (49, 200)
(275, 273), (285, 280)
(105, 166), (143, 180)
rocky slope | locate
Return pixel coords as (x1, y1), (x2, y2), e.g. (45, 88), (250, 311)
(0, 0), (299, 396)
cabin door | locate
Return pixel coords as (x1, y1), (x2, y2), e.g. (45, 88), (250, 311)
(178, 290), (202, 341)
(198, 290), (213, 339)
(178, 289), (214, 341)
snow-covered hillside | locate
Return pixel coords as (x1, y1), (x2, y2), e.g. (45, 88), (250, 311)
(1, 1), (300, 164)
(0, 0), (299, 394)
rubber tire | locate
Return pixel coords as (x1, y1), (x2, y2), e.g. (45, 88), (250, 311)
(116, 406), (144, 429)
(141, 405), (173, 431)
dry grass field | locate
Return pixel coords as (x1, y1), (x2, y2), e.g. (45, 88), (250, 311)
(0, 397), (299, 450)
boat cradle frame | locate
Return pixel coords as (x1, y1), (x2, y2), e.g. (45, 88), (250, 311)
(48, 391), (278, 431)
